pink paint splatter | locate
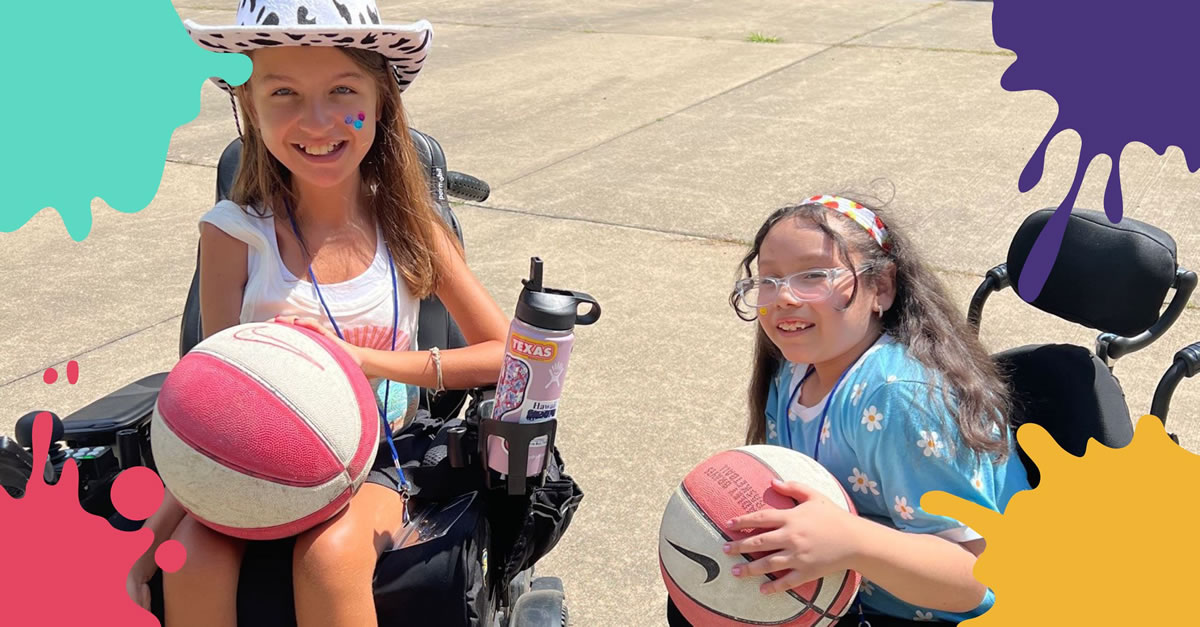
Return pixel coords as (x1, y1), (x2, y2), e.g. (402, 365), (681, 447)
(112, 467), (163, 521)
(0, 412), (183, 625)
(155, 541), (187, 574)
(41, 361), (79, 385)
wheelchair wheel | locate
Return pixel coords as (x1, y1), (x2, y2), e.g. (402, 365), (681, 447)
(509, 576), (567, 627)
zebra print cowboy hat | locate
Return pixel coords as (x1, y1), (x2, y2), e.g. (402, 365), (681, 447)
(183, 0), (433, 94)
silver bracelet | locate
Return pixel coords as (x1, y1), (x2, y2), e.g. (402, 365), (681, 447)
(430, 346), (445, 393)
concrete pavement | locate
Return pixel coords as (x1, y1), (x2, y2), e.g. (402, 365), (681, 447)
(4, 1), (1200, 624)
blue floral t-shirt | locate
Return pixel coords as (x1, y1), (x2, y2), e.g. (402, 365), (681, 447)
(765, 334), (1030, 623)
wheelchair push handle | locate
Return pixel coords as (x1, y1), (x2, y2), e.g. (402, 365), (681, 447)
(446, 171), (490, 202)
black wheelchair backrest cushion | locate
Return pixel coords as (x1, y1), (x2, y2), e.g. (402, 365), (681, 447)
(1006, 208), (1177, 337)
(215, 129), (460, 241)
(995, 343), (1134, 487)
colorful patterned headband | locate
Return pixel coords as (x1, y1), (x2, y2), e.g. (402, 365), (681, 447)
(804, 194), (892, 252)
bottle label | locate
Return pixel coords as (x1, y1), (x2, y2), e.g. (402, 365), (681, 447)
(509, 333), (557, 362)
(493, 354), (532, 420)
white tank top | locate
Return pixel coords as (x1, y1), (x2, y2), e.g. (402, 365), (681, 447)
(198, 200), (421, 429)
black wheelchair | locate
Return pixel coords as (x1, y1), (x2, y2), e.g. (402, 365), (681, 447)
(671, 206), (1200, 627)
(1, 129), (580, 627)
(968, 207), (1198, 487)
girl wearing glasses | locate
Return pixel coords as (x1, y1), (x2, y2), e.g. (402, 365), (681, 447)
(707, 195), (1030, 625)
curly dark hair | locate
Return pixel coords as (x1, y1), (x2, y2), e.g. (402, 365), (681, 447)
(731, 196), (1012, 460)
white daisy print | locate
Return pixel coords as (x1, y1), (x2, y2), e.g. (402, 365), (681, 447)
(820, 421), (831, 444)
(915, 610), (935, 621)
(767, 420), (778, 442)
(850, 382), (866, 405)
(860, 580), (876, 595)
(917, 430), (943, 457)
(848, 468), (880, 495)
(971, 470), (985, 492)
(861, 406), (884, 432)
(894, 495), (915, 520)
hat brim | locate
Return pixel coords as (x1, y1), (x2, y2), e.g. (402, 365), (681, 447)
(183, 19), (433, 94)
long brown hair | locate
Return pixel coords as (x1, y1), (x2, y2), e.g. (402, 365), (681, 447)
(731, 197), (1013, 460)
(229, 48), (456, 299)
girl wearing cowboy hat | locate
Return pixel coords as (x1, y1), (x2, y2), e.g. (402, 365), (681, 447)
(128, 2), (509, 625)
(675, 197), (1030, 626)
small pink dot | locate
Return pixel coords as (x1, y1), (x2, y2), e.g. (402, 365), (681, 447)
(111, 467), (164, 521)
(67, 360), (79, 384)
(43, 368), (58, 384)
(156, 540), (187, 573)
(357, 112), (365, 121)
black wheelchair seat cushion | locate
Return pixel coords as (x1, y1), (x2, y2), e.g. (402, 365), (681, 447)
(1006, 208), (1177, 337)
(994, 343), (1134, 487)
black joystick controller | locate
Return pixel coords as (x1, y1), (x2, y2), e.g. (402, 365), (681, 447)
(15, 410), (64, 484)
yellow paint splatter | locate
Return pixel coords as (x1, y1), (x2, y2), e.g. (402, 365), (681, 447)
(923, 416), (1199, 624)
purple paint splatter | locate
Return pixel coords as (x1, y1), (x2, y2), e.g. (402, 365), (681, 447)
(993, 1), (1200, 301)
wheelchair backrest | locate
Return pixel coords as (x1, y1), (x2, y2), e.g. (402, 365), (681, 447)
(212, 129), (464, 245)
(976, 209), (1187, 486)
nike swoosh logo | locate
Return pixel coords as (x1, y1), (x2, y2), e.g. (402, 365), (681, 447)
(667, 540), (721, 584)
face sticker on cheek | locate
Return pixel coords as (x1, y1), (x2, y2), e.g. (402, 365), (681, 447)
(345, 111), (366, 130)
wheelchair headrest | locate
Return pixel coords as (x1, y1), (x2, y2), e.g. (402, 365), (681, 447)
(215, 128), (446, 203)
(1006, 208), (1178, 337)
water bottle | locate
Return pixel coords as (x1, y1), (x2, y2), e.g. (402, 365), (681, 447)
(488, 258), (600, 476)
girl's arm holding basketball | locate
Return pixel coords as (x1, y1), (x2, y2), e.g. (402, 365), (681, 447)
(283, 227), (508, 388)
(726, 481), (987, 613)
(728, 381), (1013, 614)
(127, 222), (249, 607)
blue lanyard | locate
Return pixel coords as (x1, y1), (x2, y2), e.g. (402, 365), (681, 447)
(785, 363), (869, 626)
(285, 206), (411, 517)
(786, 364), (851, 462)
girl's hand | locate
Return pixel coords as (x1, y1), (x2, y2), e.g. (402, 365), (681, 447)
(272, 315), (364, 368)
(126, 564), (153, 610)
(724, 479), (865, 594)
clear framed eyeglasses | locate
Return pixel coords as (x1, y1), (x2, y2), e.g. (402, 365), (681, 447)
(734, 265), (871, 308)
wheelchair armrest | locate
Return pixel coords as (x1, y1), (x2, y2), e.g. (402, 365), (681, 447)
(1149, 340), (1200, 434)
(59, 373), (166, 448)
(967, 264), (1010, 332)
(1097, 267), (1198, 365)
(1174, 342), (1200, 378)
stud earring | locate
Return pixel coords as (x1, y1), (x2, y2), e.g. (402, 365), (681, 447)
(758, 307), (768, 317)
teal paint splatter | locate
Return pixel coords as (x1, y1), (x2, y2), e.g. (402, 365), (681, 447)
(1, 1), (250, 241)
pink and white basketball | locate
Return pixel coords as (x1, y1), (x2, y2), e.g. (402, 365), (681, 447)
(151, 321), (379, 540)
(659, 445), (861, 626)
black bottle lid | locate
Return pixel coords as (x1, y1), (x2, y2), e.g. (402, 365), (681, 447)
(514, 258), (601, 331)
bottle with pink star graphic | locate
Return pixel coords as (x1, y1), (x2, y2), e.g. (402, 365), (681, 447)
(487, 258), (600, 477)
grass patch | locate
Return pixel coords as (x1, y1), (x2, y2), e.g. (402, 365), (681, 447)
(746, 32), (781, 43)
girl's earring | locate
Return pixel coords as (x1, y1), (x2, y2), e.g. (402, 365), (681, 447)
(876, 304), (884, 317)
(758, 307), (768, 317)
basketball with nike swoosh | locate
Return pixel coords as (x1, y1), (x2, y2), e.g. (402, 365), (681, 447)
(659, 445), (860, 626)
(150, 321), (380, 540)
